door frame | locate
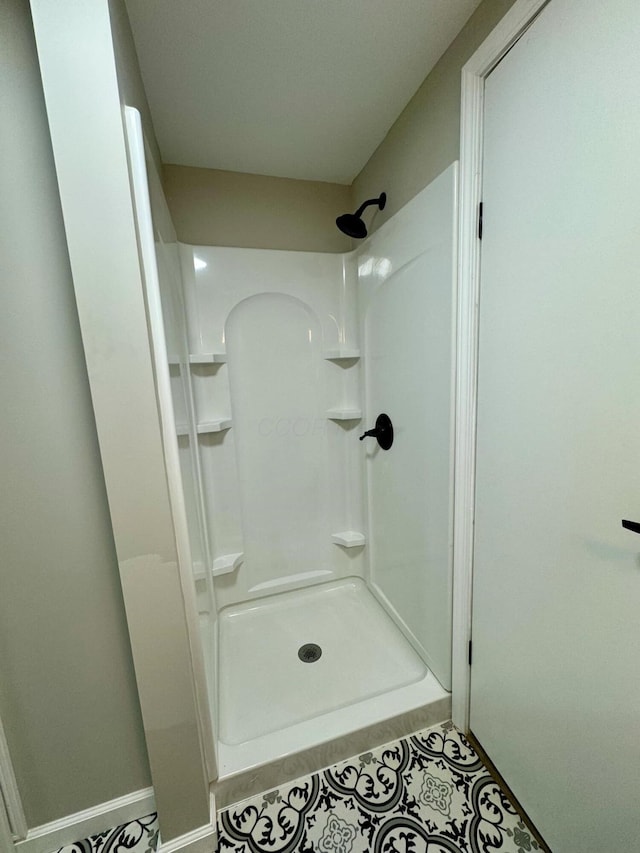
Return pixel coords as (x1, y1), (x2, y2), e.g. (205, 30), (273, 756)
(451, 0), (550, 730)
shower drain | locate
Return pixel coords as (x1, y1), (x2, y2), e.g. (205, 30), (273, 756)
(298, 643), (322, 663)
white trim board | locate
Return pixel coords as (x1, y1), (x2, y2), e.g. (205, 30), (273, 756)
(14, 788), (155, 853)
(451, 0), (550, 731)
(11, 788), (217, 853)
(157, 793), (217, 853)
(123, 106), (217, 786)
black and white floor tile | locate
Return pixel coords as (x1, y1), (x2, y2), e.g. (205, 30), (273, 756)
(51, 722), (542, 853)
(54, 813), (159, 853)
(218, 722), (543, 853)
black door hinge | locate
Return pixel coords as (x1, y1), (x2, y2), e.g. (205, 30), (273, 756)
(478, 202), (484, 240)
(468, 640), (473, 666)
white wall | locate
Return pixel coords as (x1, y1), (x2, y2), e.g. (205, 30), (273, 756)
(357, 165), (458, 690)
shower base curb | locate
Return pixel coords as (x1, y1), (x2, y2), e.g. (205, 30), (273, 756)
(215, 695), (451, 809)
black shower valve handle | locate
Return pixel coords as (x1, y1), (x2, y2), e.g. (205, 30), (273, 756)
(359, 428), (378, 441)
(359, 413), (394, 450)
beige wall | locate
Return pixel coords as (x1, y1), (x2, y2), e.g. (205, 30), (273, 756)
(108, 0), (162, 172)
(163, 164), (353, 252)
(353, 0), (517, 229)
(0, 0), (150, 827)
(163, 0), (515, 252)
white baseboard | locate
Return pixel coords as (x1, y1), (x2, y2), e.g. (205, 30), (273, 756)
(157, 793), (217, 853)
(14, 787), (155, 853)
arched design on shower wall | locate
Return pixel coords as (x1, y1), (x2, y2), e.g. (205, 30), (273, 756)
(224, 293), (332, 598)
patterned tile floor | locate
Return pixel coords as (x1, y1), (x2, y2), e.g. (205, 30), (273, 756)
(55, 813), (159, 853)
(52, 721), (544, 853)
(218, 721), (544, 853)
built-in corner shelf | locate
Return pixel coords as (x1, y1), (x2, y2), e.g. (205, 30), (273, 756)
(178, 420), (232, 435)
(327, 408), (362, 421)
(192, 562), (207, 582)
(196, 419), (232, 434)
(189, 352), (227, 364)
(212, 552), (244, 577)
(324, 349), (360, 361)
(193, 554), (244, 580)
(332, 531), (366, 548)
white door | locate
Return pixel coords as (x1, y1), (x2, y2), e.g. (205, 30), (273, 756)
(470, 1), (640, 850)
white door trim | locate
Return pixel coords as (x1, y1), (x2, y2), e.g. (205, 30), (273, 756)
(451, 0), (551, 730)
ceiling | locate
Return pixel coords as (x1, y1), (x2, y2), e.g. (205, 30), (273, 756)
(125, 0), (482, 185)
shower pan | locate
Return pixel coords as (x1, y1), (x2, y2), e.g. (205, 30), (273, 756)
(166, 164), (459, 790)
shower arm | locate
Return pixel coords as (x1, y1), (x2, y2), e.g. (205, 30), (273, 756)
(353, 194), (386, 219)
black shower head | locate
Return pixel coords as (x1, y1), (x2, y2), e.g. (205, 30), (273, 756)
(336, 192), (386, 239)
(335, 212), (368, 239)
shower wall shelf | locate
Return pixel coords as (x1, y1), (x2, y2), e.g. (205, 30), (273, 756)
(212, 552), (244, 577)
(176, 423), (189, 436)
(189, 352), (227, 364)
(196, 419), (232, 434)
(323, 349), (360, 361)
(192, 562), (207, 582)
(327, 408), (362, 421)
(331, 531), (366, 548)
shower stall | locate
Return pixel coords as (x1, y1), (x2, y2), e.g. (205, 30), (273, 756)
(131, 112), (459, 792)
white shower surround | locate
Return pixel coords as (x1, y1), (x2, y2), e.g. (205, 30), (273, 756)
(176, 164), (458, 779)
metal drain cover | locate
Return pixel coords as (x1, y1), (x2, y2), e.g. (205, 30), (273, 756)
(298, 643), (322, 663)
